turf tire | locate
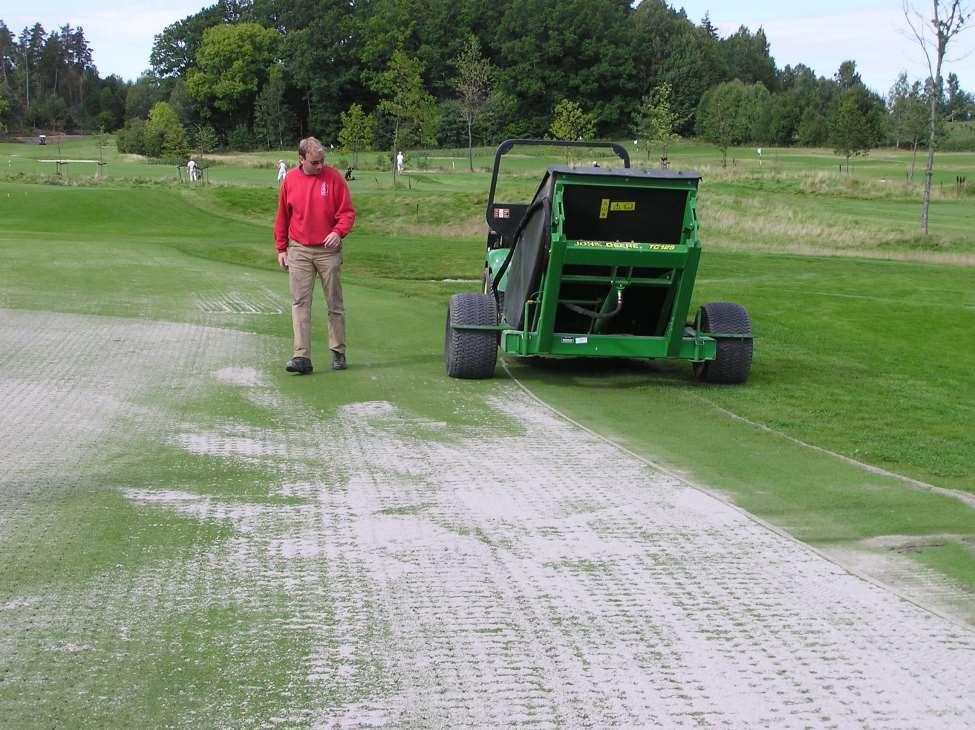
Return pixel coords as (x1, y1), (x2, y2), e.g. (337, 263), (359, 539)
(445, 292), (498, 379)
(693, 302), (752, 384)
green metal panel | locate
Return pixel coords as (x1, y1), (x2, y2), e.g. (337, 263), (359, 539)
(494, 167), (718, 364)
(665, 188), (701, 355)
(562, 245), (689, 268)
(500, 330), (717, 360)
(486, 248), (510, 292)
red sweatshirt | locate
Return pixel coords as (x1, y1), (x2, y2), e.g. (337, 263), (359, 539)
(274, 165), (356, 252)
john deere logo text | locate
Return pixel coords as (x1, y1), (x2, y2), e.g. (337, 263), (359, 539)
(576, 241), (642, 249)
(574, 241), (678, 251)
(598, 199), (636, 219)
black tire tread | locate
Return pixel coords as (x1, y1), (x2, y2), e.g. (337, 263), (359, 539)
(693, 302), (752, 384)
(445, 293), (498, 379)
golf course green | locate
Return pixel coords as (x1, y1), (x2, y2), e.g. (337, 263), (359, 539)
(1, 136), (973, 724)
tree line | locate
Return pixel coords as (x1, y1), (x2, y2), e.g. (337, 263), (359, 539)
(1, 0), (973, 159)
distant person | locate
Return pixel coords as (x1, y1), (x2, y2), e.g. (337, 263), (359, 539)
(274, 137), (356, 374)
(660, 154), (669, 169)
(396, 150), (404, 173)
(277, 159), (287, 182)
(345, 166), (355, 181)
(187, 158), (198, 181)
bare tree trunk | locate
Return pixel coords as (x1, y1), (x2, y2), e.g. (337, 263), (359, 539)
(909, 137), (919, 184)
(467, 116), (474, 173)
(392, 122), (400, 187)
(921, 81), (938, 235)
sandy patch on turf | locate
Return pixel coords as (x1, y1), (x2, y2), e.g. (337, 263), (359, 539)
(0, 308), (257, 510)
(820, 538), (975, 624)
(214, 366), (265, 387)
(111, 388), (975, 726)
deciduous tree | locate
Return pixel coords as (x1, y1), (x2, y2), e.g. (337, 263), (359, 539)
(943, 72), (973, 120)
(888, 73), (931, 182)
(374, 50), (438, 184)
(0, 88), (10, 133)
(253, 65), (295, 149)
(720, 25), (777, 90)
(192, 123), (219, 158)
(144, 100), (189, 158)
(150, 3), (229, 78)
(903, 0), (973, 234)
(496, 0), (639, 136)
(633, 82), (680, 163)
(186, 23), (280, 127)
(830, 85), (884, 173)
(125, 72), (164, 121)
(658, 18), (731, 134)
(338, 103), (375, 167)
(549, 98), (596, 141)
(696, 80), (764, 166)
(452, 35), (493, 171)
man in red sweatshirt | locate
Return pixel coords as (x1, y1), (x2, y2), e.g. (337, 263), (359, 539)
(274, 137), (356, 374)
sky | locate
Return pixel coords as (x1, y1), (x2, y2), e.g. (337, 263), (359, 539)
(674, 1), (974, 94)
(3, 1), (973, 94)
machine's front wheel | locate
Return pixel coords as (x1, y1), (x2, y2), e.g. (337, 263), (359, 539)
(445, 293), (498, 379)
(692, 302), (752, 384)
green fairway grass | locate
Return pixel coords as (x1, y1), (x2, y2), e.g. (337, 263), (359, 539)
(0, 139), (973, 720)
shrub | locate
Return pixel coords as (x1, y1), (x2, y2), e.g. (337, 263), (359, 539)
(227, 124), (256, 151)
(116, 118), (148, 155)
(144, 102), (189, 158)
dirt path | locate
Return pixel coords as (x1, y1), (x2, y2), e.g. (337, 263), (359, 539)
(1, 308), (974, 727)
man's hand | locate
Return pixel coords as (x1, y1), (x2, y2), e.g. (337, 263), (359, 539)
(324, 232), (342, 250)
(277, 251), (288, 271)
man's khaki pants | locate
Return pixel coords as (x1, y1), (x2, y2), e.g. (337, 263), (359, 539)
(288, 242), (345, 358)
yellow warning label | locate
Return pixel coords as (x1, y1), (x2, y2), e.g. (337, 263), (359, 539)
(598, 199), (637, 219)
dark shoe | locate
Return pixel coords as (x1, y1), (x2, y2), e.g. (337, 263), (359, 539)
(331, 351), (347, 371)
(286, 356), (313, 374)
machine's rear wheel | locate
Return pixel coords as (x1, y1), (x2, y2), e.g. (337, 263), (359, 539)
(693, 302), (752, 384)
(445, 293), (498, 379)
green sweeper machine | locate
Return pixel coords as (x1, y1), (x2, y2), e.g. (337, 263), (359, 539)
(444, 139), (753, 383)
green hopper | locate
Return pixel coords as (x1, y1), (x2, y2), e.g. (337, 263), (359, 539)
(445, 139), (753, 383)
